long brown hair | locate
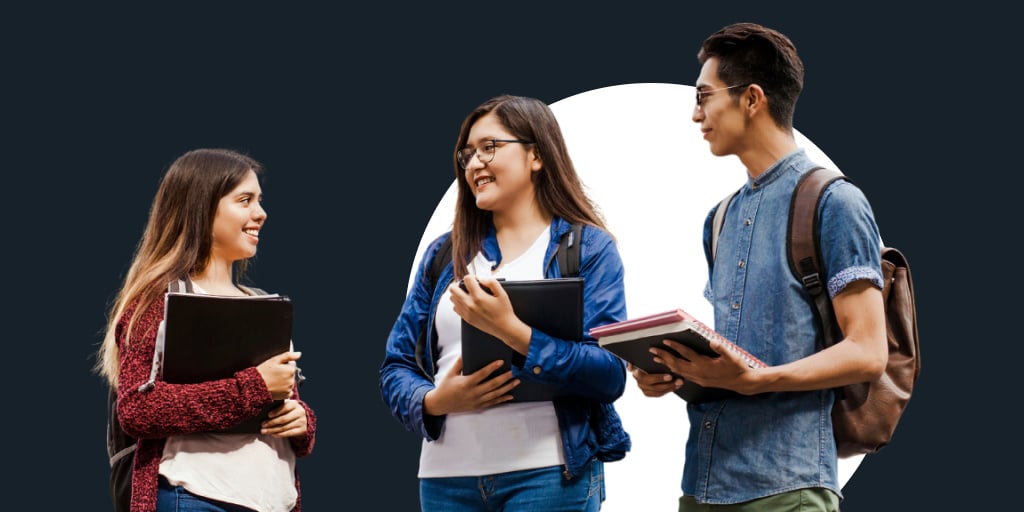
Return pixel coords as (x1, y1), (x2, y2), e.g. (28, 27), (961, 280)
(96, 148), (263, 387)
(449, 95), (607, 279)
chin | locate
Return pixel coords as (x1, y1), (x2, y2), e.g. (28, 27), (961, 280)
(474, 196), (496, 212)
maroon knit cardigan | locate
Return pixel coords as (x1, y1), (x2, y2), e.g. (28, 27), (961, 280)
(115, 296), (316, 512)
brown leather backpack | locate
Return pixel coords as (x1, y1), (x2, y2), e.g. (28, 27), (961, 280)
(712, 167), (921, 458)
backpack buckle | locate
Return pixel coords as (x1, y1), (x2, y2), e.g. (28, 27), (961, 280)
(801, 272), (823, 295)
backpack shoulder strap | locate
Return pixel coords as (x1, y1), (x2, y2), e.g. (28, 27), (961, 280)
(554, 222), (584, 277)
(710, 191), (739, 263)
(167, 277), (193, 294)
(788, 166), (846, 346)
(416, 236), (453, 378)
(429, 236), (453, 290)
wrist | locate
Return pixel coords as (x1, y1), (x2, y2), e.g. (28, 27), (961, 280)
(423, 388), (442, 416)
(503, 320), (533, 355)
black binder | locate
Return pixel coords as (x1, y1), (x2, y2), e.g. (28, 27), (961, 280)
(162, 292), (293, 433)
(460, 277), (584, 402)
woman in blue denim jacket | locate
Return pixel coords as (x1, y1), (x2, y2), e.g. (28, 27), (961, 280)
(379, 95), (630, 511)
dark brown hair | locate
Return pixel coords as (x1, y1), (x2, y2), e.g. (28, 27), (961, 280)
(698, 22), (804, 129)
(450, 95), (606, 278)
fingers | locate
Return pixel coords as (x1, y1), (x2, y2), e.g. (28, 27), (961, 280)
(631, 365), (683, 398)
(466, 359), (506, 382)
(261, 400), (307, 437)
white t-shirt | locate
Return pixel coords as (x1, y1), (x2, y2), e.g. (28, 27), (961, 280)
(418, 229), (565, 478)
(159, 283), (297, 512)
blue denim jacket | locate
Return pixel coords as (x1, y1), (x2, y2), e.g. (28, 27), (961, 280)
(687, 150), (883, 503)
(379, 217), (630, 479)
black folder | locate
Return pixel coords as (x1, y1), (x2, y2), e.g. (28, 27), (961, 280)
(162, 292), (293, 434)
(460, 277), (584, 402)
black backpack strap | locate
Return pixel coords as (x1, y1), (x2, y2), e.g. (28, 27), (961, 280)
(106, 387), (136, 465)
(554, 222), (583, 278)
(710, 191), (738, 264)
(787, 167), (846, 348)
(415, 236), (453, 378)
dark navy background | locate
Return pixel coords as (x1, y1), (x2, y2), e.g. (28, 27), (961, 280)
(6, 3), (1014, 510)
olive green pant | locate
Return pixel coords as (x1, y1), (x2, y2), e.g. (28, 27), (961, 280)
(679, 488), (840, 512)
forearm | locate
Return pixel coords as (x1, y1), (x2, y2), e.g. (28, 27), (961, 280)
(747, 335), (886, 394)
(521, 330), (626, 402)
(118, 367), (273, 438)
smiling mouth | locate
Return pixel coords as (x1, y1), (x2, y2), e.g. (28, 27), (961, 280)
(244, 228), (260, 238)
(475, 176), (495, 188)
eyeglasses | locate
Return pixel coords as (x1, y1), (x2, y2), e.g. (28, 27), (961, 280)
(456, 139), (534, 169)
(695, 83), (750, 110)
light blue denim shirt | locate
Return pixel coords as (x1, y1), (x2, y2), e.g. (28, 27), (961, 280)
(685, 149), (883, 504)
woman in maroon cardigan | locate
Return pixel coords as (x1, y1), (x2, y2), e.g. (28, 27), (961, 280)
(96, 148), (316, 512)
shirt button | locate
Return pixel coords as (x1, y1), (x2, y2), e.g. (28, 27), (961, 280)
(745, 218), (752, 226)
(704, 421), (712, 429)
(732, 302), (740, 310)
(532, 366), (542, 375)
(738, 260), (746, 268)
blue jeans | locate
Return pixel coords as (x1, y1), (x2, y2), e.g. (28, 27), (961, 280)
(157, 476), (256, 512)
(420, 461), (604, 512)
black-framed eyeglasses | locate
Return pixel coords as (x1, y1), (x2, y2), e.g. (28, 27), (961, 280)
(695, 83), (750, 110)
(456, 138), (534, 169)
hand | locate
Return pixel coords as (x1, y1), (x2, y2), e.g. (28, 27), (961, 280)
(423, 357), (519, 415)
(261, 399), (307, 438)
(628, 363), (683, 398)
(450, 275), (532, 354)
(651, 338), (755, 395)
(257, 351), (300, 400)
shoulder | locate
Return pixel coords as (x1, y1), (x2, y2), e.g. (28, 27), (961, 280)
(414, 230), (454, 277)
(579, 223), (611, 241)
(577, 223), (622, 270)
(424, 231), (452, 261)
(116, 294), (166, 344)
(819, 177), (874, 217)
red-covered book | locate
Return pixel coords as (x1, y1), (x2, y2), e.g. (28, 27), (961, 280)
(590, 308), (766, 403)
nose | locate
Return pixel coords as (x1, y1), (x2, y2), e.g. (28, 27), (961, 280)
(464, 150), (486, 171)
(253, 201), (267, 221)
(692, 103), (704, 123)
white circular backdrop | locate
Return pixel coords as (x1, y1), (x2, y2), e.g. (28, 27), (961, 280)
(408, 83), (863, 511)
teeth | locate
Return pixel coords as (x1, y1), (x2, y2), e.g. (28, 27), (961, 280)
(476, 177), (495, 187)
(244, 229), (259, 237)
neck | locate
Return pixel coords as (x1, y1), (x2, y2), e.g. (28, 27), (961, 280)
(191, 260), (240, 295)
(492, 196), (549, 235)
(492, 201), (551, 261)
(737, 126), (798, 179)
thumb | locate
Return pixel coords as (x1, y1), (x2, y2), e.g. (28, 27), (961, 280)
(451, 355), (463, 375)
(278, 351), (302, 363)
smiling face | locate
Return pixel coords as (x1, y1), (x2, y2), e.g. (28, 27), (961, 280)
(692, 57), (750, 157)
(462, 112), (542, 214)
(210, 169), (266, 264)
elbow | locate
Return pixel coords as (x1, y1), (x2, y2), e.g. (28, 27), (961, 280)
(596, 360), (628, 403)
(863, 342), (888, 381)
(116, 406), (152, 439)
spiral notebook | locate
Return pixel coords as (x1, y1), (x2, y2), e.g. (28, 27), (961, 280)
(590, 308), (766, 403)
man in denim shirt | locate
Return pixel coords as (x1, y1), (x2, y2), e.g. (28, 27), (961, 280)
(631, 23), (888, 511)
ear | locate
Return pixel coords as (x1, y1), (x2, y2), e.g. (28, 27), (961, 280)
(745, 84), (769, 118)
(529, 146), (543, 172)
